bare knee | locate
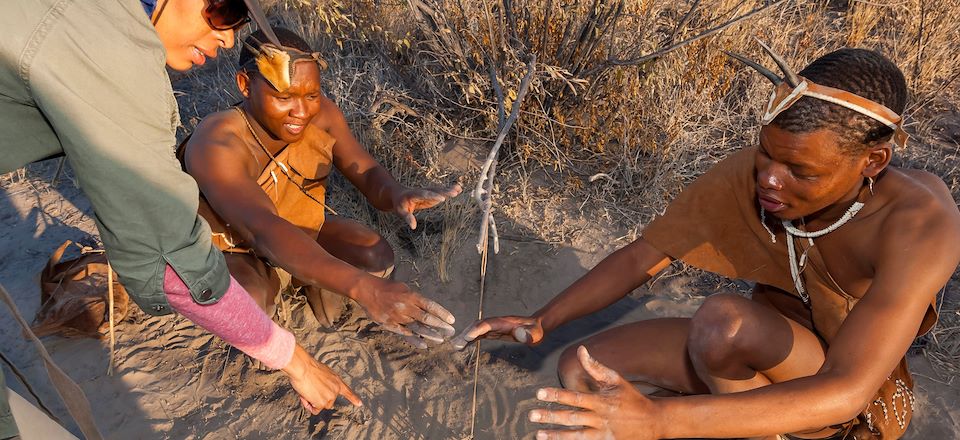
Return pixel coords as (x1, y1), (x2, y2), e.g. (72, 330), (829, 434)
(687, 294), (753, 375)
(557, 345), (590, 391)
(355, 237), (395, 273)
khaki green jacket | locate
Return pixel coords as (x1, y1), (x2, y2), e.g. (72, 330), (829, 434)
(0, 0), (229, 313)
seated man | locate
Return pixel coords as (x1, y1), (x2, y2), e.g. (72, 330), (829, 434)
(180, 28), (460, 354)
(454, 45), (960, 439)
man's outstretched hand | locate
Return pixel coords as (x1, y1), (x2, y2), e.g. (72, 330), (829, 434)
(451, 315), (545, 350)
(393, 184), (462, 230)
(528, 346), (661, 440)
(282, 344), (362, 415)
(351, 275), (456, 349)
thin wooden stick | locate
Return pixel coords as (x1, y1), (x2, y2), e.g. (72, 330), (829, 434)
(468, 54), (538, 439)
(107, 262), (116, 376)
(468, 224), (490, 439)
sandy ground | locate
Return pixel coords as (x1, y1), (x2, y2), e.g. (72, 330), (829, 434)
(2, 161), (960, 439)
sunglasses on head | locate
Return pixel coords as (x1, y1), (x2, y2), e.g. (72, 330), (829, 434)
(203, 0), (250, 31)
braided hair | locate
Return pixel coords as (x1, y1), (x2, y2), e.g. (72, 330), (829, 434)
(771, 48), (908, 154)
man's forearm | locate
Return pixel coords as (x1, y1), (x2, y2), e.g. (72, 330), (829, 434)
(655, 375), (863, 439)
(163, 265), (295, 369)
(355, 166), (403, 212)
(535, 238), (671, 332)
(246, 219), (374, 298)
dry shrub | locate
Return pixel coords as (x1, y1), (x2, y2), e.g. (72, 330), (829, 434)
(261, 0), (957, 226)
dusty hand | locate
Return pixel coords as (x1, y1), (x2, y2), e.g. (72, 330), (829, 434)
(353, 276), (456, 348)
(282, 345), (362, 415)
(451, 315), (545, 350)
(394, 184), (462, 229)
(528, 346), (660, 440)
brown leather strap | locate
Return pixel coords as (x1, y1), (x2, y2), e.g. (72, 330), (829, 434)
(0, 283), (103, 439)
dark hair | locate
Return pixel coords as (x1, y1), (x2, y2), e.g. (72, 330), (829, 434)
(770, 48), (908, 154)
(238, 27), (314, 68)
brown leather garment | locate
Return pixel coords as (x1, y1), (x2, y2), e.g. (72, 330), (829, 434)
(184, 109), (336, 254)
(33, 240), (129, 339)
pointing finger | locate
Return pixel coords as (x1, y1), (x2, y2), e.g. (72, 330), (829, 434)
(338, 380), (364, 407)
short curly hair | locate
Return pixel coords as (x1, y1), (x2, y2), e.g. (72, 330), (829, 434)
(770, 48), (908, 154)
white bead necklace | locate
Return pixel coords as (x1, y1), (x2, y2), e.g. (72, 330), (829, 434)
(760, 200), (865, 305)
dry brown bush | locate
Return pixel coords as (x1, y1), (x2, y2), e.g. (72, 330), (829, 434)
(258, 0), (959, 226)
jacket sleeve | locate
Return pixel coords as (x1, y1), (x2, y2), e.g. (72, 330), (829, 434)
(26, 1), (229, 313)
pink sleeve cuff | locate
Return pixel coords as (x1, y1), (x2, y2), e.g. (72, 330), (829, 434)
(162, 265), (296, 370)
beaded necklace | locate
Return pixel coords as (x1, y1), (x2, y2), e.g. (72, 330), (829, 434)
(760, 200), (865, 305)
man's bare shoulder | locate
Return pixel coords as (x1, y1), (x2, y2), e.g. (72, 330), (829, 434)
(184, 109), (257, 174)
(883, 167), (960, 247)
(189, 109), (246, 147)
(307, 95), (345, 132)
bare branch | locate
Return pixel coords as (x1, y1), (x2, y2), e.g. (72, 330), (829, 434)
(474, 55), (538, 253)
(582, 0), (789, 77)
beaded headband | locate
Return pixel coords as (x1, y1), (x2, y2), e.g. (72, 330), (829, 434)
(726, 38), (908, 149)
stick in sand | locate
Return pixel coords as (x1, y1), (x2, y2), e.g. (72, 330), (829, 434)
(0, 282), (104, 439)
(107, 263), (116, 376)
(468, 54), (537, 439)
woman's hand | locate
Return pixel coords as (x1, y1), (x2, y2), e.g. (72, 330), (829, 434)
(451, 315), (546, 350)
(350, 276), (456, 348)
(393, 184), (462, 229)
(282, 344), (362, 414)
(529, 346), (662, 440)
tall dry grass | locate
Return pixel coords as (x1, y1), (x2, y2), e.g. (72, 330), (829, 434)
(256, 0), (960, 227)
